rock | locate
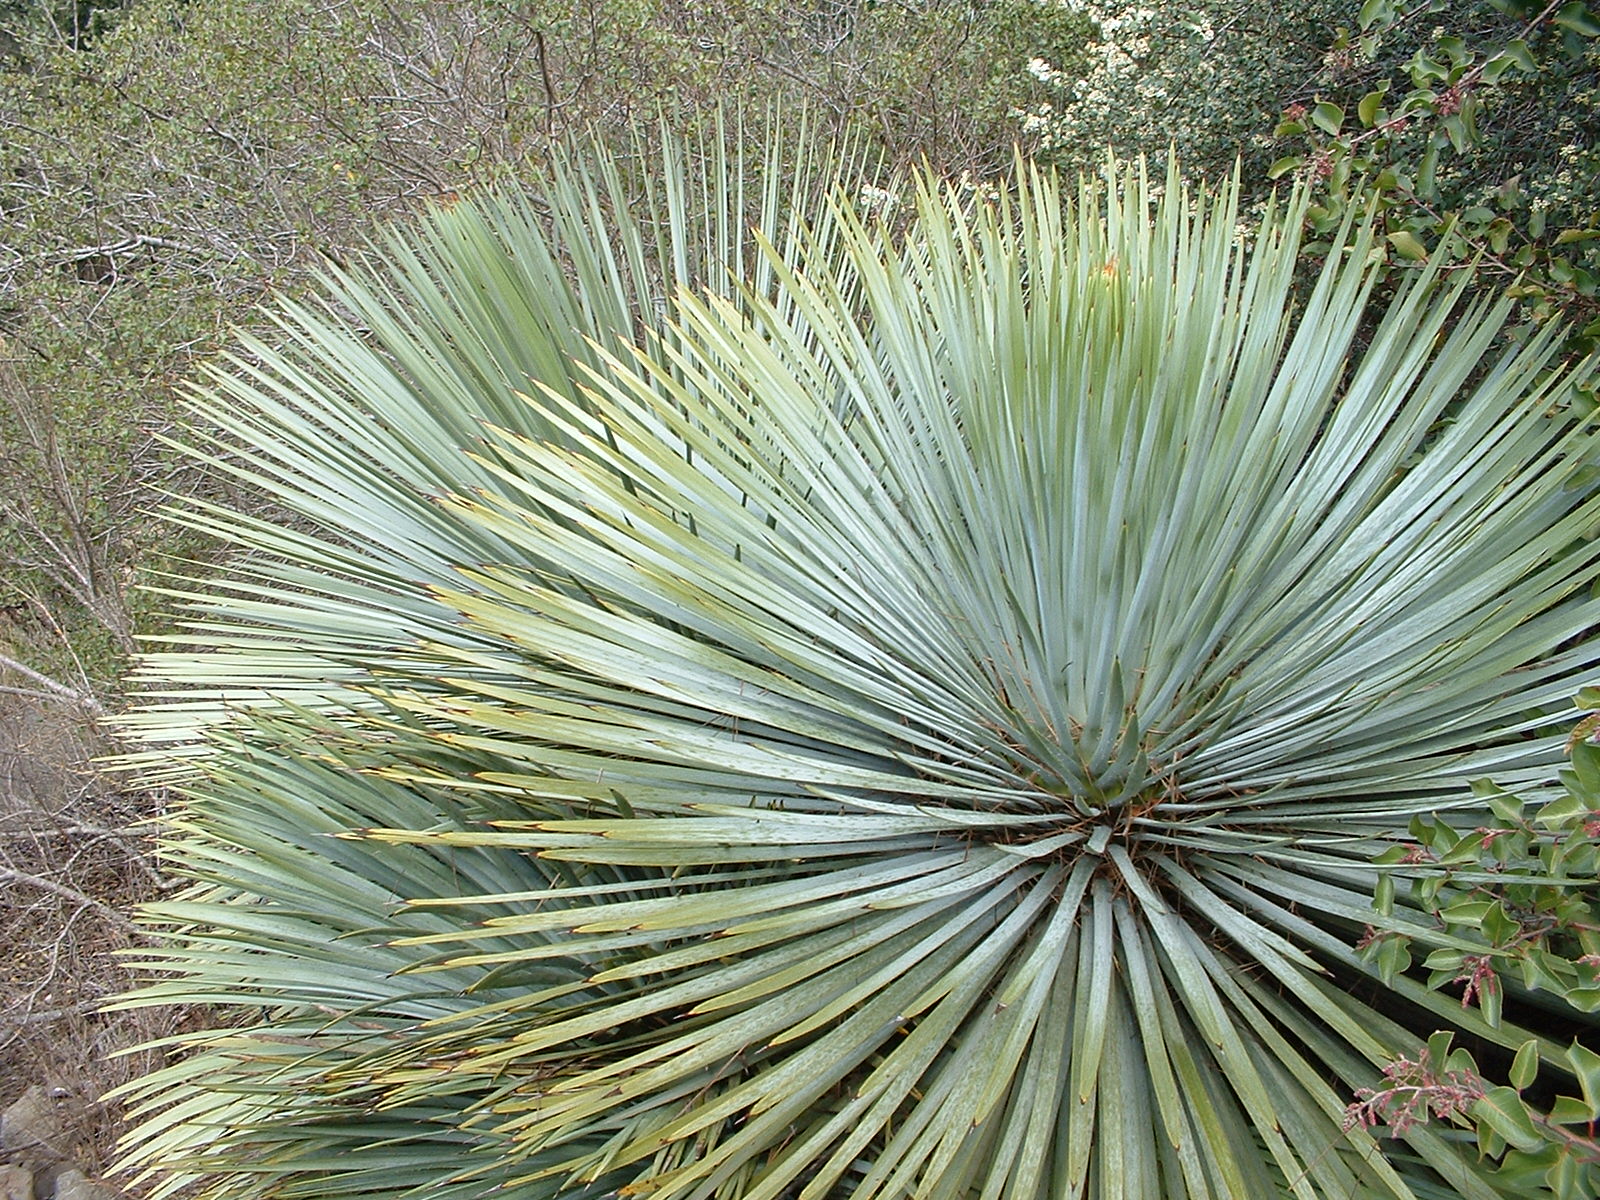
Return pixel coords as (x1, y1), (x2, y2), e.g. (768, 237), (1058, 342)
(47, 1171), (115, 1200)
(28, 1163), (68, 1200)
(0, 1164), (34, 1200)
(0, 1088), (65, 1161)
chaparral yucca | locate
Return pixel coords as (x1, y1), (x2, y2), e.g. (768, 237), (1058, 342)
(117, 122), (1600, 1200)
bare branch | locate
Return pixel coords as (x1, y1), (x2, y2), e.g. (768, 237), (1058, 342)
(0, 867), (139, 934)
(0, 652), (104, 714)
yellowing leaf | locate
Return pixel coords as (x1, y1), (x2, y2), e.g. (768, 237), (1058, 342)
(1387, 230), (1428, 260)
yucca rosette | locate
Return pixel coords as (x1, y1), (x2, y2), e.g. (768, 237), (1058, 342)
(118, 126), (1600, 1200)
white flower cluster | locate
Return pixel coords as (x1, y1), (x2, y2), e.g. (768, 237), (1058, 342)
(1017, 2), (1196, 169)
(856, 183), (901, 217)
(1015, 2), (1339, 186)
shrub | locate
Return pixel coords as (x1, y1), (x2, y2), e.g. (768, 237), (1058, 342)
(1346, 708), (1600, 1198)
(0, 0), (1085, 686)
(1268, 0), (1600, 366)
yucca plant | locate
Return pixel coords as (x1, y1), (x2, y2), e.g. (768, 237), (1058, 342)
(117, 119), (1600, 1200)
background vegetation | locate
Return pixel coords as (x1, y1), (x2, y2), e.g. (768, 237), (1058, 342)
(0, 0), (1089, 690)
(3, 0), (1596, 690)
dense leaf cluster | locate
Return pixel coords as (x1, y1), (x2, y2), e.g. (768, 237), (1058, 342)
(1271, 0), (1600, 368)
(1352, 720), (1600, 1196)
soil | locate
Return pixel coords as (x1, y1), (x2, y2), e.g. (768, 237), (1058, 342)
(0, 677), (172, 1195)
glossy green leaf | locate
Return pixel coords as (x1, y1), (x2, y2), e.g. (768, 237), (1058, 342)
(1555, 2), (1600, 37)
(1358, 0), (1392, 31)
(1549, 1095), (1594, 1125)
(1567, 1043), (1600, 1118)
(1475, 1087), (1543, 1152)
(1546, 1150), (1590, 1200)
(1510, 1039), (1540, 1089)
(1311, 101), (1344, 135)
